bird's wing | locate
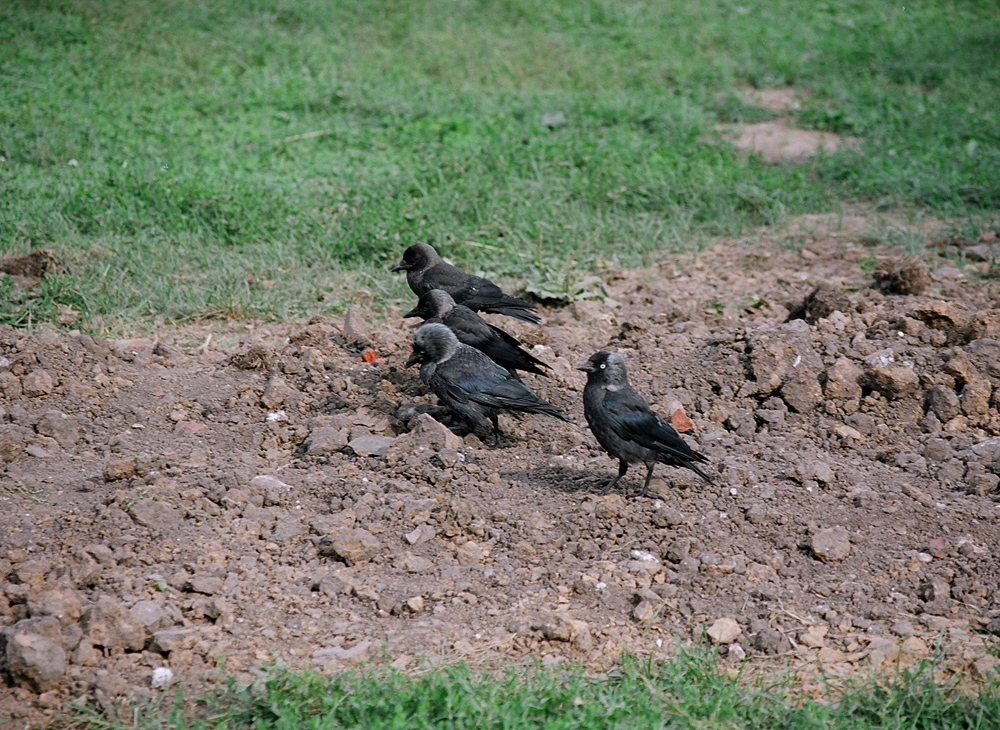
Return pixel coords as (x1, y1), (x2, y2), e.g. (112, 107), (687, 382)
(603, 391), (705, 463)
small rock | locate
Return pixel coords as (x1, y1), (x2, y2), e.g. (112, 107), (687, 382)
(388, 413), (464, 456)
(456, 540), (487, 565)
(5, 631), (66, 691)
(404, 524), (437, 546)
(706, 617), (742, 645)
(863, 365), (919, 400)
(874, 257), (930, 295)
(311, 640), (372, 667)
(405, 596), (424, 613)
(129, 601), (170, 633)
(752, 627), (792, 655)
(174, 420), (209, 435)
(103, 457), (137, 481)
(151, 627), (199, 654)
(261, 374), (294, 409)
(22, 369), (54, 397)
(810, 526), (851, 562)
(900, 636), (929, 659)
(70, 637), (100, 666)
(151, 667), (174, 689)
(632, 600), (658, 623)
(538, 613), (593, 650)
(799, 625), (827, 648)
(818, 647), (846, 664)
(319, 528), (381, 565)
(35, 410), (79, 448)
(305, 427), (349, 456)
(824, 358), (863, 400)
(343, 309), (372, 348)
(27, 585), (83, 626)
(780, 372), (823, 413)
(273, 518), (307, 541)
(346, 435), (396, 457)
(129, 498), (181, 530)
(923, 438), (953, 462)
(399, 554), (432, 573)
(186, 575), (224, 595)
(0, 423), (27, 462)
(926, 386), (961, 423)
(81, 595), (146, 651)
(798, 460), (835, 485)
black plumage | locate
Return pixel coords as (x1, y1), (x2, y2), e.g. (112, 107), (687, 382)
(578, 351), (712, 497)
(391, 242), (540, 323)
(404, 290), (550, 377)
(405, 323), (568, 442)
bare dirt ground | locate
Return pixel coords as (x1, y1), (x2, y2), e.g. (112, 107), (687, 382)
(2, 213), (1000, 726)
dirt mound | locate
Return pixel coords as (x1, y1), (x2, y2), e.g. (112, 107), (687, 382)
(2, 218), (1000, 723)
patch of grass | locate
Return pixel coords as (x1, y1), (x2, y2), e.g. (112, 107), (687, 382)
(64, 651), (1000, 730)
(2, 1), (999, 325)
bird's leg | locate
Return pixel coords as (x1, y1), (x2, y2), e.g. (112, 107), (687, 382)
(600, 460), (629, 495)
(637, 463), (656, 499)
(490, 414), (501, 444)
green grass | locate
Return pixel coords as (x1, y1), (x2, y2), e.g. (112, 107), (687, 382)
(67, 652), (1000, 730)
(2, 0), (999, 325)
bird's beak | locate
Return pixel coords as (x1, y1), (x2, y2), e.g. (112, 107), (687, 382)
(402, 306), (419, 319)
(390, 260), (407, 272)
(576, 362), (595, 373)
(404, 350), (421, 368)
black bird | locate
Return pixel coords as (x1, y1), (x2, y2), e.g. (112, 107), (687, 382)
(404, 290), (550, 377)
(405, 323), (568, 442)
(391, 242), (540, 323)
(578, 351), (712, 497)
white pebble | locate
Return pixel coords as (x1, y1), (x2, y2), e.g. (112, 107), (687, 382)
(151, 667), (173, 689)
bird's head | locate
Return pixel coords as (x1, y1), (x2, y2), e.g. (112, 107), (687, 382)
(405, 322), (459, 367)
(576, 351), (629, 388)
(403, 288), (455, 319)
(391, 242), (438, 273)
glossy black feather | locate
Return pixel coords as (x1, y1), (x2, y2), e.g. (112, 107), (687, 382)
(578, 351), (712, 495)
(406, 323), (567, 441)
(404, 290), (550, 376)
(392, 243), (540, 323)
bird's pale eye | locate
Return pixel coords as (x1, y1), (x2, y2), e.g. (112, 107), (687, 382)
(599, 363), (606, 370)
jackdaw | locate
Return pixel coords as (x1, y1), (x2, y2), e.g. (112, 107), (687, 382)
(405, 323), (568, 442)
(578, 351), (712, 496)
(391, 242), (540, 323)
(404, 289), (550, 377)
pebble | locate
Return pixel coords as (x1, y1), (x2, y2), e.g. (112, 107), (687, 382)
(22, 369), (54, 397)
(305, 427), (350, 456)
(346, 435), (396, 457)
(129, 498), (182, 530)
(5, 631), (66, 691)
(81, 596), (146, 652)
(151, 667), (174, 689)
(706, 617), (742, 645)
(318, 528), (381, 565)
(35, 410), (79, 448)
(404, 524), (437, 546)
(810, 526), (851, 562)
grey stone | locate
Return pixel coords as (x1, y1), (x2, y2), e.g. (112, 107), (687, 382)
(0, 424), (28, 463)
(781, 372), (823, 413)
(923, 438), (953, 462)
(186, 575), (224, 595)
(261, 374), (293, 409)
(864, 365), (919, 400)
(129, 600), (170, 633)
(751, 627), (792, 655)
(129, 498), (181, 529)
(404, 524), (437, 546)
(35, 410), (79, 448)
(81, 595), (146, 651)
(387, 413), (463, 457)
(6, 631), (66, 691)
(664, 538), (691, 564)
(150, 627), (199, 654)
(27, 585), (83, 625)
(824, 358), (862, 400)
(305, 427), (350, 456)
(273, 518), (307, 541)
(22, 369), (54, 397)
(926, 386), (961, 423)
(346, 435), (396, 457)
(318, 528), (381, 565)
(810, 526), (851, 562)
(798, 460), (835, 485)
